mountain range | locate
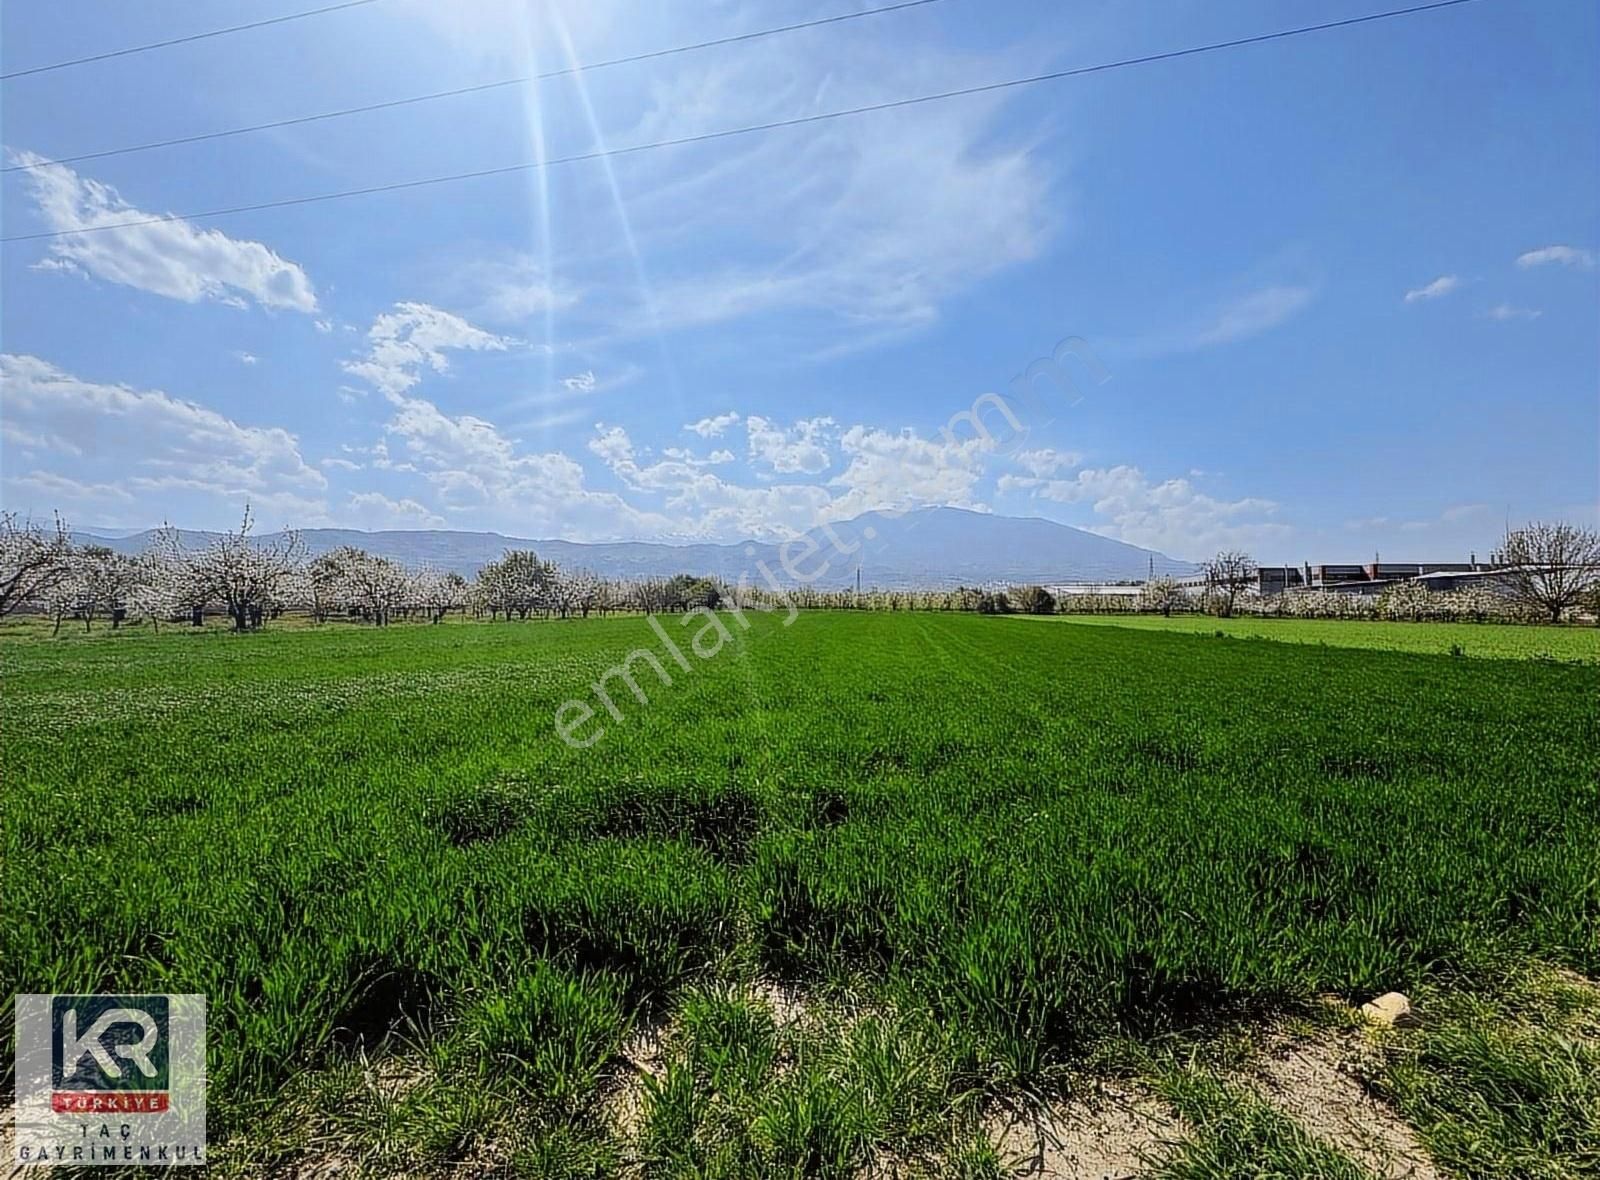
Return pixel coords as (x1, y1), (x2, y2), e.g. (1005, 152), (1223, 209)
(74, 507), (1195, 589)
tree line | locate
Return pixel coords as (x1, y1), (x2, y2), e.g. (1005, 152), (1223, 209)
(0, 510), (743, 633)
(2, 510), (1596, 633)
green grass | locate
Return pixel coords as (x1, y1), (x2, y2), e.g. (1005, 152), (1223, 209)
(636, 988), (986, 1178)
(1154, 1071), (1372, 1180)
(1363, 964), (1600, 1179)
(3, 611), (1597, 1172)
(1032, 612), (1600, 662)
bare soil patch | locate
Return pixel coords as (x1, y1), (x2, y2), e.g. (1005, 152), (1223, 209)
(988, 1081), (1186, 1178)
(1246, 1031), (1444, 1180)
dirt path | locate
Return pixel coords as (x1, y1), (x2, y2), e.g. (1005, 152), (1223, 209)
(1244, 1031), (1444, 1180)
(988, 1082), (1187, 1179)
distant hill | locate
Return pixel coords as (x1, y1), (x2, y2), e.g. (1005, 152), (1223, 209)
(822, 507), (1194, 587)
(73, 507), (1194, 589)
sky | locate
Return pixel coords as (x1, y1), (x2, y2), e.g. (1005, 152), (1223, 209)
(1, 0), (1596, 564)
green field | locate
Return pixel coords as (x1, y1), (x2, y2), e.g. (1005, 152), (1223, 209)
(4, 613), (1598, 1176)
(1036, 612), (1600, 662)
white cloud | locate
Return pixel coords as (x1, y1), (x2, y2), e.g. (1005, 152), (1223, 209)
(344, 491), (446, 530)
(6, 337), (1289, 552)
(687, 412), (741, 438)
(745, 415), (834, 475)
(12, 150), (318, 313)
(1192, 285), (1315, 346)
(1516, 244), (1595, 270)
(6, 470), (133, 505)
(0, 354), (326, 522)
(587, 424), (636, 470)
(234, 351), (259, 366)
(662, 446), (736, 468)
(587, 422), (832, 539)
(343, 302), (513, 397)
(999, 464), (1285, 557)
(1481, 303), (1542, 321)
(584, 418), (989, 541)
(1012, 447), (1083, 478)
(562, 370), (597, 393)
(1404, 274), (1459, 303)
(827, 425), (990, 518)
(377, 394), (667, 539)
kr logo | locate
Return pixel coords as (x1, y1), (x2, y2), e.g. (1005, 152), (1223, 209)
(59, 1006), (161, 1082)
(52, 996), (170, 1098)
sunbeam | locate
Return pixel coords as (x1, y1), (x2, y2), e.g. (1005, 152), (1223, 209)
(546, 0), (684, 415)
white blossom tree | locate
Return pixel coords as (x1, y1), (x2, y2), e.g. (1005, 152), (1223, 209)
(42, 544), (141, 634)
(77, 545), (142, 630)
(592, 577), (626, 617)
(629, 577), (669, 615)
(145, 526), (212, 626)
(188, 507), (306, 631)
(316, 546), (408, 625)
(567, 568), (602, 618)
(476, 550), (552, 620)
(120, 540), (194, 632)
(0, 511), (72, 619)
(1138, 576), (1186, 616)
(1203, 551), (1257, 619)
(412, 566), (467, 624)
(303, 551), (349, 623)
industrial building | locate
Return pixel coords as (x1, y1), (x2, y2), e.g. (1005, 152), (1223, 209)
(1254, 559), (1499, 596)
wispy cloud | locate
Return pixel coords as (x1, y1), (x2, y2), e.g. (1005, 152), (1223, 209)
(456, 252), (578, 323)
(1404, 274), (1459, 302)
(558, 28), (1054, 346)
(1481, 303), (1542, 321)
(1191, 285), (1316, 347)
(1516, 244), (1595, 270)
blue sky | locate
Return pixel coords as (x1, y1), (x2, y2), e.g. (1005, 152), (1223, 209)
(2, 0), (1595, 562)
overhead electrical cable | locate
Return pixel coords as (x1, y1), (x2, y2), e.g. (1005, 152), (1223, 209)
(2, 0), (1485, 244)
(1, 0), (386, 82)
(3, 0), (952, 173)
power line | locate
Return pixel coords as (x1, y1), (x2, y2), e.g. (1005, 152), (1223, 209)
(1, 0), (386, 82)
(3, 0), (953, 173)
(2, 0), (1485, 244)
